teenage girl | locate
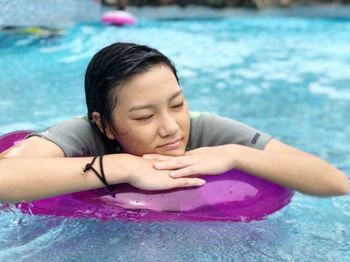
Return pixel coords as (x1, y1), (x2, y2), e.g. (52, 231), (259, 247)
(0, 42), (348, 203)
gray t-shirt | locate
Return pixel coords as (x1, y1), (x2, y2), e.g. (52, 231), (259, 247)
(30, 113), (272, 157)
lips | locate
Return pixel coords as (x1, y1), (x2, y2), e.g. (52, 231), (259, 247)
(158, 138), (183, 148)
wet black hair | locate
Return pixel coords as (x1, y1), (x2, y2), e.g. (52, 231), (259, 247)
(84, 42), (179, 153)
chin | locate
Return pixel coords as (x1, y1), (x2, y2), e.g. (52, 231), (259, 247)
(169, 150), (186, 156)
(158, 148), (186, 156)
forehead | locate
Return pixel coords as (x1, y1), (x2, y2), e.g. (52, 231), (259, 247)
(117, 64), (181, 108)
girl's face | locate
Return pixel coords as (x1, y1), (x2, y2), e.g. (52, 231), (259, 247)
(106, 64), (190, 157)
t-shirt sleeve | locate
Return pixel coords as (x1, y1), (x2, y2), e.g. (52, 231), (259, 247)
(27, 117), (106, 157)
(189, 113), (272, 150)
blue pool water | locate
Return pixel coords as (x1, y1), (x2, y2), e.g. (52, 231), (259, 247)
(1, 16), (350, 261)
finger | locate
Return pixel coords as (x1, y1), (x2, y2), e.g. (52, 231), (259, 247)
(185, 147), (211, 156)
(153, 157), (191, 170)
(175, 178), (206, 188)
(184, 148), (204, 155)
(184, 150), (195, 156)
(169, 165), (201, 178)
(143, 154), (174, 161)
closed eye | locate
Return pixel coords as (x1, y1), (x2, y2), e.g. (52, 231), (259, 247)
(135, 115), (153, 121)
(172, 102), (184, 108)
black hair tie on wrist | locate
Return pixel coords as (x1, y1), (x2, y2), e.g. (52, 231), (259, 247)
(83, 155), (115, 192)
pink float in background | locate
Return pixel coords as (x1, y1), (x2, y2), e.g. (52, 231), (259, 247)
(0, 131), (293, 222)
(101, 11), (136, 26)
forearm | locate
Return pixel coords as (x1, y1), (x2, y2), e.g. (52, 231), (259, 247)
(235, 145), (349, 196)
(0, 154), (131, 203)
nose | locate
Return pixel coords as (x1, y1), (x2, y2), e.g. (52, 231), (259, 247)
(158, 113), (180, 138)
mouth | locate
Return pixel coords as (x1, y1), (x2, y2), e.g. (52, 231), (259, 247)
(158, 138), (183, 149)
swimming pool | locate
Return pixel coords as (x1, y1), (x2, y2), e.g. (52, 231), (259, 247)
(1, 15), (350, 261)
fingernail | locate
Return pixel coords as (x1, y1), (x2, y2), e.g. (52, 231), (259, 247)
(154, 162), (162, 168)
(197, 179), (206, 186)
(170, 171), (176, 177)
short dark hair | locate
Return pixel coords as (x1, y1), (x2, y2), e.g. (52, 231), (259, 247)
(84, 42), (179, 153)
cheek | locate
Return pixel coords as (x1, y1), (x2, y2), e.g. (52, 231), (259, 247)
(117, 124), (157, 148)
(178, 110), (190, 135)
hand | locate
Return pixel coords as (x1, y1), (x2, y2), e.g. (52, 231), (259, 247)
(143, 145), (239, 178)
(125, 156), (206, 191)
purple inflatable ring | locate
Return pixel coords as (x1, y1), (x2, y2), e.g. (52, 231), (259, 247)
(0, 131), (293, 222)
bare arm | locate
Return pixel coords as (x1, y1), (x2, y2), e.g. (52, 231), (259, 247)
(145, 139), (350, 196)
(236, 139), (349, 196)
(0, 137), (130, 202)
(0, 137), (205, 203)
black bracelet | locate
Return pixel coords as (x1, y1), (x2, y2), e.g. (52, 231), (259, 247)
(82, 155), (115, 192)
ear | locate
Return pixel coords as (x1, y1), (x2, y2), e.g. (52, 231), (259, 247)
(91, 112), (116, 140)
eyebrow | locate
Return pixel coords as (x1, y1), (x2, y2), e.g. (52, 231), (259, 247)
(128, 90), (183, 112)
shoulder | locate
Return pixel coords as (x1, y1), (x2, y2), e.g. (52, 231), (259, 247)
(38, 116), (94, 141)
(29, 116), (106, 157)
(46, 116), (91, 130)
(188, 112), (272, 150)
